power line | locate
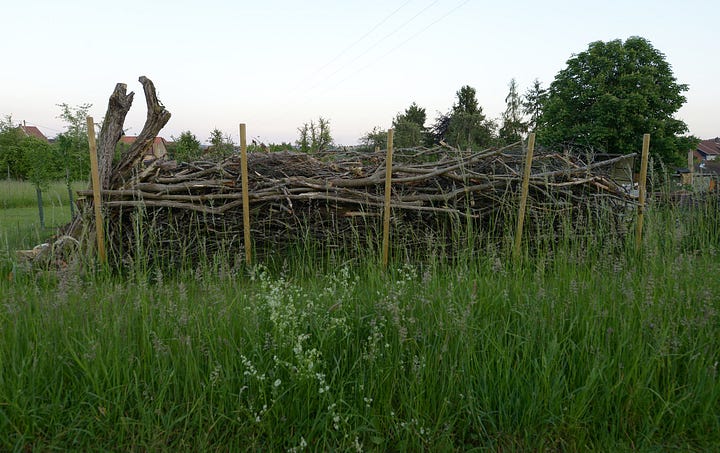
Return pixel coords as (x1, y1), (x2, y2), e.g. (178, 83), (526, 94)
(310, 0), (415, 77)
(330, 0), (472, 91)
(305, 0), (443, 93)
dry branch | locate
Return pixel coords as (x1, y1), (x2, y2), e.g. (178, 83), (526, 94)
(85, 146), (637, 265)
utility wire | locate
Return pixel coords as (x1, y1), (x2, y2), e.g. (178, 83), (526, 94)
(305, 0), (443, 93)
(310, 0), (414, 77)
(328, 0), (472, 92)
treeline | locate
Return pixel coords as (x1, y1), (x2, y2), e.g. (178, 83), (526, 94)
(0, 104), (91, 186)
(361, 36), (697, 167)
(360, 80), (540, 151)
(1, 36), (699, 188)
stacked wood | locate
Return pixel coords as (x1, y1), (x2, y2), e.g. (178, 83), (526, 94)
(75, 144), (637, 264)
(20, 76), (637, 267)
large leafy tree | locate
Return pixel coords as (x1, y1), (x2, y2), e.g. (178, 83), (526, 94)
(392, 102), (427, 148)
(538, 36), (694, 166)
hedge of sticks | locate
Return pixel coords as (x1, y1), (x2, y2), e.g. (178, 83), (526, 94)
(75, 142), (637, 264)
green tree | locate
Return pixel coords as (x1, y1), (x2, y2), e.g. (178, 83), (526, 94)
(392, 102), (427, 148)
(169, 131), (202, 161)
(538, 36), (694, 166)
(207, 128), (235, 157)
(0, 115), (25, 179)
(296, 117), (333, 153)
(359, 127), (387, 151)
(441, 85), (496, 150)
(21, 136), (59, 227)
(56, 103), (92, 217)
(522, 78), (546, 132)
(498, 78), (527, 145)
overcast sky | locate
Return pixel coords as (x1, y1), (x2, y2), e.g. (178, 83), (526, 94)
(1, 0), (717, 146)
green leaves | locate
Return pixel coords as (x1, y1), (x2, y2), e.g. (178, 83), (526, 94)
(539, 36), (693, 166)
(169, 131), (202, 162)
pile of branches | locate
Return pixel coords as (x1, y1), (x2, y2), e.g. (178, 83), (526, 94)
(22, 76), (636, 267)
(78, 143), (637, 264)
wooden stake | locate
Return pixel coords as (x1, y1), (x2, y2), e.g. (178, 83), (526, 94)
(87, 116), (107, 265)
(513, 133), (536, 261)
(382, 129), (394, 268)
(239, 123), (252, 265)
(688, 149), (694, 186)
(636, 133), (650, 252)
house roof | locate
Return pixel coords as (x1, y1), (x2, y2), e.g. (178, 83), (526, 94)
(19, 125), (48, 142)
(119, 136), (167, 145)
(697, 138), (720, 156)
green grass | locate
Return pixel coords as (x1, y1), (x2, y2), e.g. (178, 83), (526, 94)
(0, 180), (719, 451)
(0, 179), (86, 210)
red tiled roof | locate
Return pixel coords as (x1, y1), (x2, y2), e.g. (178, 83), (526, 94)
(119, 136), (166, 145)
(19, 125), (48, 142)
(697, 138), (720, 156)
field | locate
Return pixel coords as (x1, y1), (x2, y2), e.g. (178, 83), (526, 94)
(1, 179), (719, 451)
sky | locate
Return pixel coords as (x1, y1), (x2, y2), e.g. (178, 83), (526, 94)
(1, 0), (718, 146)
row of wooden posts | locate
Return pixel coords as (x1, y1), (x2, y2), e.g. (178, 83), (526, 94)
(85, 118), (651, 268)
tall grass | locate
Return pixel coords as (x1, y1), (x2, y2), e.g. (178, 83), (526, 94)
(0, 184), (718, 450)
(0, 179), (86, 209)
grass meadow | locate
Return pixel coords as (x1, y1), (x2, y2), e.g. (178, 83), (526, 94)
(0, 179), (719, 451)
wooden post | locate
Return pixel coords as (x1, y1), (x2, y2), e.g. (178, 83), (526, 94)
(636, 133), (650, 252)
(87, 116), (107, 264)
(513, 133), (535, 261)
(239, 123), (252, 265)
(382, 129), (394, 268)
(688, 150), (694, 186)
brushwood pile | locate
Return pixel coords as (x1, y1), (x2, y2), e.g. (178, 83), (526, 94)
(78, 143), (637, 264)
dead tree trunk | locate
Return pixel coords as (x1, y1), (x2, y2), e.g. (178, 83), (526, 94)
(98, 83), (134, 190)
(61, 76), (170, 242)
(111, 76), (171, 188)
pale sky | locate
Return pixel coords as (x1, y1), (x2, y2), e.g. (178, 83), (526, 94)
(1, 0), (717, 145)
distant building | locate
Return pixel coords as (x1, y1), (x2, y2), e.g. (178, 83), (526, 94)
(119, 136), (168, 162)
(19, 124), (49, 142)
(694, 137), (720, 162)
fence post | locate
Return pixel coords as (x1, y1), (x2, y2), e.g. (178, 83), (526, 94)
(636, 133), (650, 252)
(86, 116), (107, 265)
(382, 129), (394, 268)
(513, 133), (535, 261)
(239, 123), (252, 265)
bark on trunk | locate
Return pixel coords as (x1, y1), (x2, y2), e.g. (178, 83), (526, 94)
(111, 76), (171, 188)
(97, 83), (134, 190)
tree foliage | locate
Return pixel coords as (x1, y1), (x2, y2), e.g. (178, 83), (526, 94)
(207, 128), (235, 157)
(498, 78), (527, 145)
(359, 127), (387, 151)
(433, 85), (496, 150)
(392, 102), (427, 148)
(297, 117), (333, 153)
(538, 36), (694, 166)
(522, 78), (547, 132)
(55, 103), (92, 180)
(0, 115), (25, 179)
(169, 131), (202, 161)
